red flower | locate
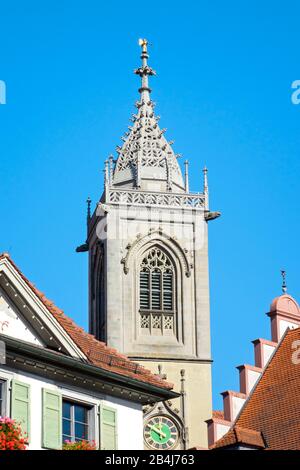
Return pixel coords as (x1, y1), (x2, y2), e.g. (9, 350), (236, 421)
(0, 418), (28, 450)
(62, 439), (97, 451)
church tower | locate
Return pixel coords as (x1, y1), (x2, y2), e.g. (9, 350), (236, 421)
(79, 40), (220, 449)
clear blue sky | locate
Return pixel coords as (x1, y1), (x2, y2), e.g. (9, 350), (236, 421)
(1, 1), (299, 410)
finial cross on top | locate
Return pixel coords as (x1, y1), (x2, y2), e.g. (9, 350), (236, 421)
(138, 38), (148, 53)
(281, 269), (287, 294)
(135, 38), (156, 94)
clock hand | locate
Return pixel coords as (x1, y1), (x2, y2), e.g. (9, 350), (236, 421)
(152, 426), (166, 437)
(150, 424), (166, 439)
(158, 420), (167, 440)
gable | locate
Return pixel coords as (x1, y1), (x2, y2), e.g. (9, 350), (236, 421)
(235, 328), (300, 450)
(0, 256), (86, 360)
(0, 287), (44, 346)
(214, 328), (300, 450)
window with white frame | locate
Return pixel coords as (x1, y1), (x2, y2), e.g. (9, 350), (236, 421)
(139, 247), (176, 335)
(0, 379), (6, 417)
(62, 400), (92, 444)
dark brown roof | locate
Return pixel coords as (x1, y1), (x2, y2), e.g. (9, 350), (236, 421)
(213, 327), (300, 450)
(0, 253), (173, 390)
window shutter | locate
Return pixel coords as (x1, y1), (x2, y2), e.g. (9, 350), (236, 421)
(100, 405), (117, 450)
(42, 388), (62, 449)
(163, 271), (173, 310)
(151, 271), (161, 309)
(11, 380), (31, 441)
(140, 270), (150, 309)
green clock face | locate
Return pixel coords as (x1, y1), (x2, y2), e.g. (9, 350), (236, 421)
(144, 416), (179, 450)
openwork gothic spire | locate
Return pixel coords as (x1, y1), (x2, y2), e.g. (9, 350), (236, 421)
(111, 39), (185, 192)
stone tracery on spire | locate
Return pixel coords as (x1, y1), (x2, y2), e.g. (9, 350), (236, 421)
(111, 39), (185, 192)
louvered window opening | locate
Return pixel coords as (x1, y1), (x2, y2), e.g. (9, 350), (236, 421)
(139, 248), (175, 334)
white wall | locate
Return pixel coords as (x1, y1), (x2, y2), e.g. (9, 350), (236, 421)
(0, 288), (44, 346)
(263, 344), (275, 367)
(0, 365), (143, 450)
(247, 369), (261, 393)
(279, 319), (298, 338)
(216, 422), (231, 441)
(232, 396), (245, 421)
(102, 396), (143, 450)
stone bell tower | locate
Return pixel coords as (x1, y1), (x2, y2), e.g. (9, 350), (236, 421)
(78, 39), (220, 449)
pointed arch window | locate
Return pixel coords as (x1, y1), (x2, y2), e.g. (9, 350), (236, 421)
(139, 247), (176, 335)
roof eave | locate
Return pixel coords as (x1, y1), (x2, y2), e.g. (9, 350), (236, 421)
(1, 334), (178, 403)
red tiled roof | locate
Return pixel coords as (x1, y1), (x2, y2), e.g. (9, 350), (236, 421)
(212, 426), (265, 449)
(0, 253), (173, 390)
(212, 410), (224, 420)
(213, 327), (300, 450)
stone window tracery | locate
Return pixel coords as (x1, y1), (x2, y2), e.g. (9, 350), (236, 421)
(139, 247), (176, 335)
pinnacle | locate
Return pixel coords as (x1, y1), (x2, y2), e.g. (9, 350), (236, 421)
(108, 41), (185, 192)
